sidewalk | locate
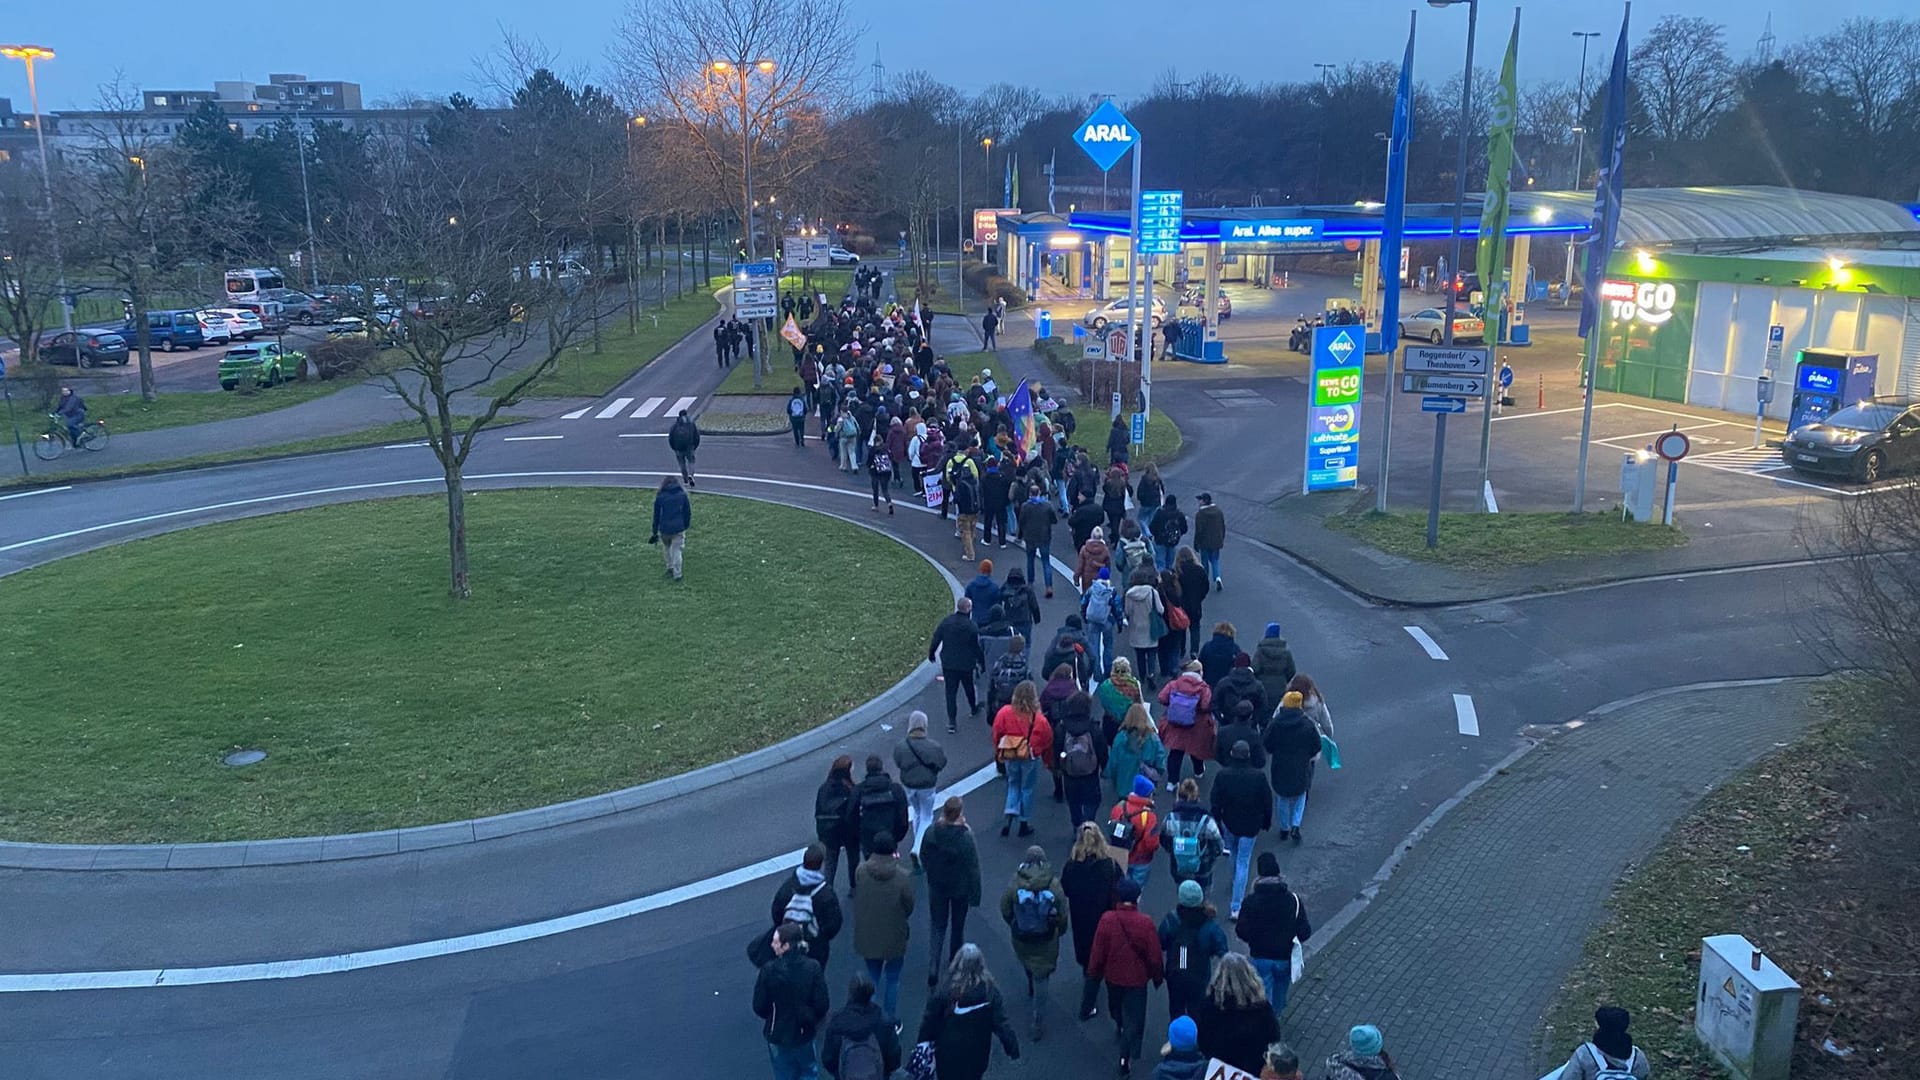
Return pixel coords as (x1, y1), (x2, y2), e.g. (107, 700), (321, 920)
(1283, 679), (1814, 1078)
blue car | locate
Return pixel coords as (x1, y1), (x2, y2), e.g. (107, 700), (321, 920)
(124, 309), (205, 352)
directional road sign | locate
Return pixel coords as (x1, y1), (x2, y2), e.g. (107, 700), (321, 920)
(732, 259), (778, 319)
(1073, 100), (1139, 173)
(1402, 345), (1489, 376)
(1421, 395), (1468, 414)
(1401, 373), (1487, 397)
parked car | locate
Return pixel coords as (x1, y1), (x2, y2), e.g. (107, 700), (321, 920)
(231, 300), (288, 334)
(1081, 294), (1169, 330)
(1179, 287), (1232, 319)
(127, 309), (206, 351)
(1399, 307), (1484, 344)
(325, 312), (406, 348)
(218, 341), (304, 390)
(1781, 399), (1920, 483)
(209, 307), (265, 339)
(195, 311), (236, 346)
(277, 292), (336, 325)
(828, 246), (860, 266)
(37, 329), (129, 368)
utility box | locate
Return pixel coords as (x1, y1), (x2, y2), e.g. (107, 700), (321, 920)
(1619, 452), (1658, 523)
(1696, 934), (1800, 1080)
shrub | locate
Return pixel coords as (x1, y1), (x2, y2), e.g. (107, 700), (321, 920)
(960, 258), (1028, 308)
(306, 337), (377, 381)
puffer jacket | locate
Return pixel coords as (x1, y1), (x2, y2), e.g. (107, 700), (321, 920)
(1123, 584), (1163, 649)
(1252, 637), (1297, 706)
(1075, 538), (1111, 589)
(851, 853), (916, 960)
(998, 858), (1068, 978)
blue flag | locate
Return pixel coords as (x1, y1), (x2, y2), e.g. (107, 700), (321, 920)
(1378, 11), (1416, 356)
(1003, 153), (1013, 209)
(1578, 5), (1632, 340)
(1047, 150), (1057, 214)
(1008, 378), (1037, 463)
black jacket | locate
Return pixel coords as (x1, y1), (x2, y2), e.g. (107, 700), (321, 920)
(1234, 878), (1311, 961)
(1068, 501), (1106, 550)
(1193, 996), (1282, 1075)
(1106, 424), (1130, 460)
(1000, 581), (1041, 630)
(916, 985), (1019, 1079)
(752, 949), (830, 1047)
(770, 871), (844, 947)
(821, 999), (902, 1078)
(814, 779), (859, 844)
(1207, 763), (1273, 840)
(1149, 504), (1186, 546)
(854, 772), (910, 851)
(1212, 669), (1267, 728)
(1060, 854), (1121, 967)
(951, 472), (981, 515)
(1212, 720), (1268, 771)
(1177, 561), (1210, 623)
(1197, 632), (1237, 685)
(1263, 708), (1322, 798)
(1016, 499), (1059, 546)
(667, 416), (701, 453)
(981, 470), (1009, 512)
(919, 821), (982, 905)
(928, 612), (986, 673)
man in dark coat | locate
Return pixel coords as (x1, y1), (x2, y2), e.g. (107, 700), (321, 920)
(1192, 493), (1227, 589)
(753, 922), (832, 1077)
(927, 597), (986, 734)
(821, 971), (902, 1078)
(1016, 487), (1061, 599)
(1207, 742), (1273, 919)
(771, 842), (845, 969)
(667, 409), (701, 486)
(1212, 654), (1267, 724)
(649, 477), (692, 583)
(919, 796), (982, 982)
(854, 756), (910, 859)
(1234, 853), (1312, 1013)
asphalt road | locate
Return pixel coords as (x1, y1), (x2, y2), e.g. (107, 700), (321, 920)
(0, 290), (1841, 1079)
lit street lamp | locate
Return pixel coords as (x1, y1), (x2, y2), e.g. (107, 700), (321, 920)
(709, 58), (776, 261)
(2, 44), (73, 337)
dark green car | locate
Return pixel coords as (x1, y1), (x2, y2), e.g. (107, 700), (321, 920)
(218, 342), (303, 390)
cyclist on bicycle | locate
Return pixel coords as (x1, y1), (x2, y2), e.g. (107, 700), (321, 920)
(56, 386), (87, 444)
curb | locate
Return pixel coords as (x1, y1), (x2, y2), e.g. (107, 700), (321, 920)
(0, 487), (964, 871)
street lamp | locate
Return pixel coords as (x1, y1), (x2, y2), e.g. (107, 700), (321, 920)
(2, 44), (72, 337)
(1313, 62), (1336, 82)
(1425, 0), (1479, 351)
(708, 57), (776, 261)
(1569, 31), (1601, 188)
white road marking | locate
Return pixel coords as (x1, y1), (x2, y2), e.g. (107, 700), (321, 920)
(616, 433), (669, 439)
(0, 761), (1004, 993)
(631, 396), (665, 418)
(560, 407), (591, 420)
(667, 396), (699, 416)
(1453, 693), (1479, 736)
(1402, 626), (1449, 660)
(0, 486), (72, 502)
(381, 443), (427, 450)
(594, 397), (634, 419)
(502, 435), (563, 442)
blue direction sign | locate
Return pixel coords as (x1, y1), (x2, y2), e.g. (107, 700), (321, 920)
(1421, 395), (1468, 414)
(1130, 411), (1146, 444)
(1073, 100), (1138, 173)
(1139, 190), (1184, 255)
(1305, 326), (1365, 493)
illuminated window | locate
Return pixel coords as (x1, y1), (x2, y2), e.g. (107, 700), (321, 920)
(153, 95), (168, 106)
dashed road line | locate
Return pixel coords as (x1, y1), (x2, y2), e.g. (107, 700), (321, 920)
(594, 397), (635, 419)
(667, 395), (699, 416)
(0, 486), (72, 502)
(560, 407), (590, 420)
(381, 442), (427, 450)
(1402, 626), (1449, 660)
(632, 396), (666, 418)
(502, 435), (563, 442)
(1453, 693), (1480, 736)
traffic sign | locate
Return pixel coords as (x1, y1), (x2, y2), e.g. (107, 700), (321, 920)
(1421, 396), (1468, 414)
(1139, 190), (1184, 256)
(1073, 100), (1138, 173)
(1654, 429), (1691, 461)
(1402, 345), (1489, 376)
(1130, 411), (1146, 444)
(732, 259), (778, 319)
(1401, 373), (1487, 397)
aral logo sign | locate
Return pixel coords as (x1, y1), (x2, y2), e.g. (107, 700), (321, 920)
(1072, 101), (1139, 173)
(1081, 123), (1132, 143)
(1600, 279), (1677, 325)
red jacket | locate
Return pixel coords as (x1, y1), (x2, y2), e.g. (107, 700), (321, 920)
(1088, 905), (1163, 989)
(1108, 794), (1160, 867)
(991, 706), (1054, 763)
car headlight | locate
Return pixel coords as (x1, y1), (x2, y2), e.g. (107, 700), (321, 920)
(1831, 442), (1863, 452)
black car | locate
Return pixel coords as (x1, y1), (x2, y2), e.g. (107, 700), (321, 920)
(37, 329), (130, 368)
(1782, 400), (1920, 483)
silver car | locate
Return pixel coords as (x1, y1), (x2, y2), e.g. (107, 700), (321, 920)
(1399, 307), (1485, 344)
(1080, 295), (1169, 330)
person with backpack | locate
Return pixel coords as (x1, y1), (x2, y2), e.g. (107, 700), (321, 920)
(1157, 660), (1216, 789)
(852, 832), (915, 1022)
(1088, 876), (1163, 1077)
(1235, 853), (1313, 1014)
(867, 425), (896, 514)
(1192, 493), (1226, 590)
(999, 569), (1042, 648)
(1095, 657), (1146, 746)
(1323, 1025), (1400, 1080)
(821, 971), (902, 1080)
(999, 844), (1069, 1042)
(1105, 704), (1166, 809)
(1158, 879), (1229, 1021)
(1196, 620), (1240, 689)
(835, 408), (862, 473)
(815, 755), (863, 893)
(1112, 518), (1151, 582)
(1017, 485), (1061, 600)
(1253, 624), (1297, 708)
(1042, 617), (1094, 692)
(1209, 741), (1273, 918)
(771, 842), (846, 970)
(855, 755), (910, 859)
(1101, 465), (1131, 535)
(1106, 775), (1162, 888)
(1263, 693), (1322, 845)
(1554, 1007), (1650, 1079)
(667, 409), (701, 486)
(894, 712), (947, 861)
(950, 460), (982, 563)
(753, 922), (832, 1080)
(1213, 655), (1268, 732)
(919, 797), (981, 984)
(1123, 570), (1167, 690)
(985, 634), (1033, 720)
(1150, 495), (1189, 572)
(1192, 955), (1281, 1076)
(650, 477), (693, 584)
(1081, 566), (1122, 678)
(1173, 549), (1211, 658)
(1039, 663), (1081, 805)
(788, 386), (811, 447)
(1053, 690), (1108, 828)
(1134, 463), (1165, 524)
(927, 597), (986, 735)
(1159, 778), (1224, 897)
(991, 680), (1053, 838)
(915, 943), (1021, 1080)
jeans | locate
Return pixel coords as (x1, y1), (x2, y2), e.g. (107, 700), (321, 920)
(789, 417), (806, 446)
(1155, 542), (1177, 571)
(1222, 832), (1257, 915)
(820, 835), (860, 894)
(1107, 983), (1148, 1066)
(1026, 541), (1054, 588)
(767, 1040), (819, 1080)
(1198, 547), (1221, 582)
(1006, 505), (1019, 537)
(870, 471), (893, 508)
(907, 786), (937, 855)
(675, 450), (696, 483)
(928, 893), (968, 974)
(1252, 956), (1291, 1015)
(941, 668), (978, 727)
(1126, 863), (1150, 889)
(1084, 621), (1113, 676)
(661, 532), (685, 580)
(1276, 791), (1308, 830)
(1003, 758), (1039, 822)
(865, 956), (905, 1019)
(839, 437), (858, 472)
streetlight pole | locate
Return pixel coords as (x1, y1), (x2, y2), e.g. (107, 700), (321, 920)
(1427, 0), (1479, 352)
(710, 58), (775, 388)
(3, 45), (73, 337)
(1564, 30), (1599, 307)
(296, 123), (320, 290)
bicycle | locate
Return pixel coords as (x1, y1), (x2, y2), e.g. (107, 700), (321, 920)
(35, 414), (111, 461)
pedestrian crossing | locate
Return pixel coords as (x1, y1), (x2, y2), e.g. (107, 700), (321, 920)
(560, 395), (701, 422)
(1690, 446), (1789, 475)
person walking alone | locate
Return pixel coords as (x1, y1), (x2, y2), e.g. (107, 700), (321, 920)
(788, 386), (811, 447)
(753, 922), (832, 1080)
(893, 712), (947, 861)
(928, 598), (986, 735)
(982, 307), (1000, 351)
(866, 429), (895, 514)
(1088, 876), (1163, 1077)
(852, 833), (915, 1023)
(1192, 493), (1226, 590)
(1000, 844), (1069, 1042)
(668, 409), (701, 487)
(1149, 495), (1188, 572)
(649, 476), (692, 583)
(919, 797), (981, 985)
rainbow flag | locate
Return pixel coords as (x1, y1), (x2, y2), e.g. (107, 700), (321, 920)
(1008, 378), (1038, 463)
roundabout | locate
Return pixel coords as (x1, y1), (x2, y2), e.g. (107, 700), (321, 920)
(0, 487), (950, 844)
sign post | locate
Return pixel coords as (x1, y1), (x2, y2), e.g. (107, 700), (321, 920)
(1654, 426), (1690, 526)
(1304, 326), (1365, 494)
(1073, 100), (1144, 416)
(733, 259), (778, 390)
(1399, 345), (1491, 547)
(1756, 323), (1784, 448)
(0, 358), (28, 477)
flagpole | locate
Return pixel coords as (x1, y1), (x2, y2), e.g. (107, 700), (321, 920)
(1574, 2), (1630, 513)
(1477, 8), (1520, 503)
(1376, 12), (1417, 514)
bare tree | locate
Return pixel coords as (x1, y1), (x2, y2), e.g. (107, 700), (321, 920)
(0, 162), (65, 367)
(1631, 15), (1737, 142)
(1789, 17), (1920, 140)
(1805, 482), (1920, 699)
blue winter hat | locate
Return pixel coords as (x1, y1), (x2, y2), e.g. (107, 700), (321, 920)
(1265, 622), (1282, 638)
(1097, 566), (1111, 581)
(1349, 1025), (1384, 1057)
(1168, 1015), (1198, 1051)
(1131, 775), (1155, 799)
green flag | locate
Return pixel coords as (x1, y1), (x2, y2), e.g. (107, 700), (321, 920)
(1477, 11), (1521, 320)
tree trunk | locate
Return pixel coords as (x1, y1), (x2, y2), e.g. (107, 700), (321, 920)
(131, 280), (157, 402)
(444, 459), (471, 600)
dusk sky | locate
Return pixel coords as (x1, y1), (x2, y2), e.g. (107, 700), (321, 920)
(3, 0), (1911, 113)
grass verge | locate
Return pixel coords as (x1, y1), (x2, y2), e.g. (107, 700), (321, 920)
(1543, 680), (1917, 1078)
(1326, 509), (1685, 571)
(485, 290), (718, 399)
(54, 380), (354, 435)
(0, 488), (948, 843)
